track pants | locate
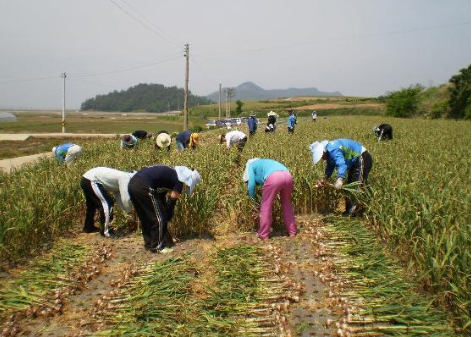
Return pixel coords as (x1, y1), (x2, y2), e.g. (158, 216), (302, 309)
(80, 177), (114, 236)
(259, 171), (297, 239)
(345, 151), (373, 211)
(128, 175), (169, 252)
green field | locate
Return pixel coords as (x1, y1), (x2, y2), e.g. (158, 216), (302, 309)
(0, 111), (470, 334)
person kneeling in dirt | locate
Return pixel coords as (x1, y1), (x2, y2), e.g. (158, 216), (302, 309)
(218, 130), (248, 152)
(373, 124), (393, 141)
(52, 143), (82, 166)
(309, 139), (373, 217)
(155, 130), (172, 151)
(128, 165), (201, 253)
(81, 167), (137, 237)
(243, 158), (297, 240)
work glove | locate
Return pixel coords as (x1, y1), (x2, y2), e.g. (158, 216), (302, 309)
(334, 178), (344, 190)
(166, 197), (178, 221)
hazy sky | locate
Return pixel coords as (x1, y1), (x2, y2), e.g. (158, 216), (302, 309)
(0, 0), (470, 109)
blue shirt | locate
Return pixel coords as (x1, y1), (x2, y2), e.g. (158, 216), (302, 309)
(325, 139), (364, 179)
(288, 115), (296, 128)
(247, 116), (258, 132)
(246, 159), (289, 198)
(54, 143), (75, 162)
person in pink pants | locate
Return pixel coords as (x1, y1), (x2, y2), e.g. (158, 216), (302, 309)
(243, 158), (297, 240)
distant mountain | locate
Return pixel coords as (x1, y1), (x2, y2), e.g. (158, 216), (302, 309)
(206, 82), (342, 101)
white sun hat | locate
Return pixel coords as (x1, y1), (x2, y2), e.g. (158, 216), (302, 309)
(156, 133), (171, 149)
(175, 166), (202, 195)
(267, 111), (277, 117)
(242, 158), (260, 182)
(309, 140), (328, 165)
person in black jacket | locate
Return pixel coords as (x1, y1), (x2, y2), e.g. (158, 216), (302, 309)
(132, 130), (152, 140)
(128, 165), (201, 253)
(373, 124), (393, 141)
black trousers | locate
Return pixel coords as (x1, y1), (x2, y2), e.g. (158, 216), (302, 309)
(80, 177), (114, 234)
(345, 151), (373, 211)
(128, 175), (169, 252)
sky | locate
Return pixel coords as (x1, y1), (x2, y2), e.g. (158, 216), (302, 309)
(0, 0), (470, 110)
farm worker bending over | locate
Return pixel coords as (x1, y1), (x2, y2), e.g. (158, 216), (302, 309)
(176, 130), (199, 151)
(155, 131), (172, 151)
(243, 158), (297, 240)
(120, 134), (138, 150)
(52, 143), (82, 165)
(132, 130), (152, 140)
(311, 111), (317, 122)
(373, 123), (393, 141)
(218, 130), (248, 152)
(310, 139), (373, 216)
(81, 167), (136, 237)
(247, 113), (258, 136)
(128, 165), (201, 253)
(287, 111), (296, 133)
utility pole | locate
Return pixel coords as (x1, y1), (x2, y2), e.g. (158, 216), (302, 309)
(218, 83), (222, 120)
(61, 72), (66, 133)
(183, 44), (189, 131)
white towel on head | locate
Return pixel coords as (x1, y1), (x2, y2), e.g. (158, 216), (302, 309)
(242, 158), (260, 182)
(175, 166), (201, 195)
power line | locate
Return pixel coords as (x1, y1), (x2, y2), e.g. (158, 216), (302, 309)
(106, 0), (181, 48)
(0, 74), (61, 83)
(70, 55), (182, 78)
(117, 0), (182, 47)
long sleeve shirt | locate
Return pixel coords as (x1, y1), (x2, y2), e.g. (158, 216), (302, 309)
(135, 165), (184, 194)
(246, 159), (289, 198)
(225, 130), (247, 148)
(83, 167), (136, 212)
(176, 130), (192, 148)
(325, 139), (365, 179)
(247, 117), (258, 132)
(54, 143), (75, 162)
(288, 115), (296, 128)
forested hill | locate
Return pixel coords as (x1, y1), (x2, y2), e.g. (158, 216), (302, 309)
(80, 83), (213, 112)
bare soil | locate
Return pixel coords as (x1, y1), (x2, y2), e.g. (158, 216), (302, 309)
(3, 214), (340, 336)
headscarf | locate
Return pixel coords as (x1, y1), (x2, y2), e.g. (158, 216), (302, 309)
(175, 166), (202, 195)
(309, 140), (328, 165)
(242, 158), (260, 182)
(189, 133), (199, 148)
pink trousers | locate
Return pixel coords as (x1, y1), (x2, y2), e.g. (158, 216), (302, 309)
(259, 171), (297, 239)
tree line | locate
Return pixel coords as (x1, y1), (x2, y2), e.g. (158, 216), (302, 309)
(80, 83), (213, 112)
(382, 65), (471, 119)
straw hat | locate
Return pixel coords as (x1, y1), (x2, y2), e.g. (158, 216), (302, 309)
(155, 133), (171, 149)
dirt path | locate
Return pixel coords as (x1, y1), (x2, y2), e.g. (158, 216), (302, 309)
(2, 214), (340, 337)
(0, 153), (52, 173)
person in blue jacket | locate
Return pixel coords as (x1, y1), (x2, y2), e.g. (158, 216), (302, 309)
(287, 111), (296, 133)
(309, 139), (373, 216)
(247, 113), (258, 136)
(52, 143), (82, 165)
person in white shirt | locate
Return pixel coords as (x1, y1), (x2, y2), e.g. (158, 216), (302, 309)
(80, 167), (136, 236)
(218, 130), (248, 152)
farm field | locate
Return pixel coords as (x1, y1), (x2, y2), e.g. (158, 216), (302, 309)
(0, 115), (470, 336)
